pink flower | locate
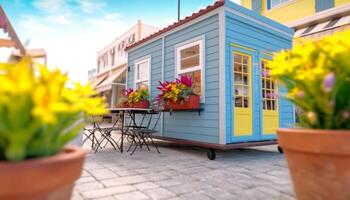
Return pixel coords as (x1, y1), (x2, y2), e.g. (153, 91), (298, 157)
(124, 88), (134, 96)
(176, 75), (193, 88)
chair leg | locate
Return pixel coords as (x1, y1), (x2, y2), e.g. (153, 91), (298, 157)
(94, 134), (106, 153)
(127, 136), (135, 152)
(149, 135), (161, 154)
(141, 134), (150, 151)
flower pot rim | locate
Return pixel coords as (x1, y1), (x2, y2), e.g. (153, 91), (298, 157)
(0, 146), (85, 166)
(277, 128), (350, 135)
(277, 128), (350, 156)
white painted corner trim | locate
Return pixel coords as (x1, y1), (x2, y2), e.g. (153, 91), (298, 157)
(218, 7), (226, 144)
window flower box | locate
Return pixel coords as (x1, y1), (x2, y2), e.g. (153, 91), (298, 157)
(165, 95), (200, 110)
(127, 100), (150, 109)
(157, 75), (201, 111)
(119, 88), (150, 109)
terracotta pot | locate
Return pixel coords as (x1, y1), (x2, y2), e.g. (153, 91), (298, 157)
(277, 128), (350, 200)
(130, 100), (150, 108)
(0, 147), (85, 200)
(165, 95), (200, 110)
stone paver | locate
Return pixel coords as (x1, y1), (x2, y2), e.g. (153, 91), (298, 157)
(73, 140), (295, 200)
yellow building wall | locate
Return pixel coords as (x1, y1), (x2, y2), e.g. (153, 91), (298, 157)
(335, 0), (350, 6)
(240, 0), (350, 24)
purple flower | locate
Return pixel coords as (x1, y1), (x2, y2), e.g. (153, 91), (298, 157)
(323, 73), (335, 93)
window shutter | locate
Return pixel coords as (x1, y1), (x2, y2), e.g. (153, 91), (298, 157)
(251, 0), (262, 13)
(316, 0), (334, 12)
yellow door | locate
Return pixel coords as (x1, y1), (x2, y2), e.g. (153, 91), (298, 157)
(233, 52), (252, 136)
(261, 60), (279, 134)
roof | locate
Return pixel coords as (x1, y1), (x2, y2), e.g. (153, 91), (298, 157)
(125, 0), (224, 51)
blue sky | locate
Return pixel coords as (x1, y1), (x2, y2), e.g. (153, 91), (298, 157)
(0, 0), (239, 82)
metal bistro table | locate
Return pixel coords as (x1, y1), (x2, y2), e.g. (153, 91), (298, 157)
(108, 108), (153, 153)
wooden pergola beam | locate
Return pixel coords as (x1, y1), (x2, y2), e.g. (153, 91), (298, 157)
(0, 6), (25, 55)
(0, 38), (15, 48)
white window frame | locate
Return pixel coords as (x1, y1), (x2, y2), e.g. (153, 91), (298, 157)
(133, 56), (151, 91)
(175, 37), (205, 103)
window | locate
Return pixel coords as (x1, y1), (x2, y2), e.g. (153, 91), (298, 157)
(267, 0), (291, 10)
(233, 53), (250, 108)
(176, 39), (204, 100)
(134, 58), (150, 90)
(261, 60), (277, 110)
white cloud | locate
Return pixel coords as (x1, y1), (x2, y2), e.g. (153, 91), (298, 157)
(105, 13), (123, 20)
(19, 17), (56, 34)
(45, 13), (73, 26)
(32, 0), (67, 13)
(79, 0), (107, 13)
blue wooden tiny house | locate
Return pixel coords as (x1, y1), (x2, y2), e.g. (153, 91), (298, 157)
(125, 0), (294, 159)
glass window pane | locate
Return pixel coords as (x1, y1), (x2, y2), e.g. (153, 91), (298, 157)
(180, 55), (200, 70)
(267, 100), (272, 110)
(243, 75), (248, 85)
(243, 86), (248, 96)
(234, 54), (241, 63)
(235, 97), (242, 107)
(234, 86), (243, 95)
(183, 70), (201, 96)
(137, 61), (148, 80)
(234, 73), (242, 84)
(180, 45), (200, 70)
(244, 97), (249, 108)
(234, 63), (242, 72)
(266, 80), (271, 89)
(243, 57), (248, 65)
(272, 100), (276, 110)
(136, 81), (149, 90)
(243, 65), (248, 73)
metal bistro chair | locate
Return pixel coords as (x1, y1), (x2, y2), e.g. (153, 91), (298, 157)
(82, 115), (102, 149)
(126, 110), (162, 155)
(93, 114), (122, 153)
(82, 115), (121, 153)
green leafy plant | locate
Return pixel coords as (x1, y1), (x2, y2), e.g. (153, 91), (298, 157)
(270, 30), (350, 129)
(0, 58), (107, 161)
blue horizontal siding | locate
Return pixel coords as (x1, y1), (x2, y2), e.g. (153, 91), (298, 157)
(127, 14), (220, 144)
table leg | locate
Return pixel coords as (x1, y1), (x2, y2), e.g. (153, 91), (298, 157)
(120, 111), (125, 153)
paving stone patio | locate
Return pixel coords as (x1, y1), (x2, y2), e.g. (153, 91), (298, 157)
(72, 140), (295, 200)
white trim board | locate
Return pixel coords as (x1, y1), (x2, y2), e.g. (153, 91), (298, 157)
(218, 7), (226, 145)
(225, 7), (294, 38)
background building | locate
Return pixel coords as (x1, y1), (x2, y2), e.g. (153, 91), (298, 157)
(241, 0), (350, 24)
(241, 0), (350, 41)
(91, 20), (158, 107)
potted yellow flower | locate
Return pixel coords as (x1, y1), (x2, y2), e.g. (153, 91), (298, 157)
(270, 30), (350, 200)
(0, 58), (107, 200)
(123, 88), (150, 108)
